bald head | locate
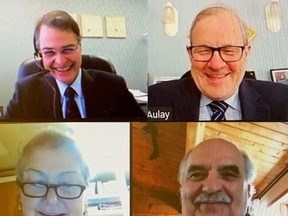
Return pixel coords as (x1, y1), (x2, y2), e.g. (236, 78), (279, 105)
(189, 5), (248, 45)
(179, 138), (256, 216)
(179, 138), (255, 185)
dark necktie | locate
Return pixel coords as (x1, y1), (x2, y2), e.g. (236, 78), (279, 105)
(64, 86), (81, 119)
(208, 100), (228, 121)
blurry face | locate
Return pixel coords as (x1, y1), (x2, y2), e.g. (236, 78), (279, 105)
(39, 25), (82, 85)
(180, 139), (250, 216)
(188, 11), (250, 100)
(19, 147), (86, 216)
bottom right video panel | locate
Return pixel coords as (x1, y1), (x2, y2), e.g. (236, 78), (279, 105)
(131, 122), (288, 216)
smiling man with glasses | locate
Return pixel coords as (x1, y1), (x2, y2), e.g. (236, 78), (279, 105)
(6, 10), (145, 120)
(148, 4), (288, 121)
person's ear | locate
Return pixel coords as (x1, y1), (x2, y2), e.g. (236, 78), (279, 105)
(16, 183), (23, 211)
(247, 184), (256, 201)
(78, 42), (82, 52)
(245, 45), (251, 56)
(247, 184), (251, 198)
(180, 188), (182, 199)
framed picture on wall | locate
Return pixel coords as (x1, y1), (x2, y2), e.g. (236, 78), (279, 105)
(270, 68), (288, 85)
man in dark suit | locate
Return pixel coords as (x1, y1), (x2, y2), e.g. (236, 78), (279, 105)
(5, 10), (145, 121)
(148, 5), (288, 121)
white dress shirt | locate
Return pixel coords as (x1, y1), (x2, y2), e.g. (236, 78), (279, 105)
(199, 91), (242, 121)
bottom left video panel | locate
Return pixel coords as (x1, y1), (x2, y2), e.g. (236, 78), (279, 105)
(0, 122), (130, 216)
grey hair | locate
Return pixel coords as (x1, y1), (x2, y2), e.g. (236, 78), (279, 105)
(16, 129), (89, 185)
(178, 140), (256, 185)
(242, 149), (256, 183)
(189, 4), (249, 45)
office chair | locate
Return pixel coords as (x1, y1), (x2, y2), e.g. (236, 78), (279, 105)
(18, 54), (116, 79)
(180, 70), (256, 79)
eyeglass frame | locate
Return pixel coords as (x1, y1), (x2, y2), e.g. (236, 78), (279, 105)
(17, 181), (86, 199)
(186, 45), (246, 62)
(39, 43), (80, 59)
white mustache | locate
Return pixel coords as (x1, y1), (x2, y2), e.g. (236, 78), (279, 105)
(194, 192), (232, 204)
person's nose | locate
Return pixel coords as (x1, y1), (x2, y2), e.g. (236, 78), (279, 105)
(201, 171), (222, 194)
(207, 50), (227, 70)
(54, 52), (67, 65)
(45, 188), (58, 204)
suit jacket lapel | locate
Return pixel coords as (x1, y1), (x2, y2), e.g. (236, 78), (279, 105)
(176, 77), (200, 121)
(42, 74), (63, 118)
(239, 80), (271, 120)
(81, 69), (103, 118)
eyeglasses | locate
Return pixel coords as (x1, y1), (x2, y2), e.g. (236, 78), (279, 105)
(187, 45), (246, 62)
(17, 181), (86, 199)
(39, 44), (80, 58)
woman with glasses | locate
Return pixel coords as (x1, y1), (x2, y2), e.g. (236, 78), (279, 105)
(16, 129), (89, 216)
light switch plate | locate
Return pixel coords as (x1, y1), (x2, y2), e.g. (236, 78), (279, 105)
(81, 14), (103, 37)
(105, 16), (126, 38)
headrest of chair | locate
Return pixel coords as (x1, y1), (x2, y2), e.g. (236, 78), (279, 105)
(18, 58), (42, 79)
(18, 54), (116, 80)
(81, 55), (116, 74)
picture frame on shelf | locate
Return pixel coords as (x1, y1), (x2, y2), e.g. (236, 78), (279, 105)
(244, 71), (256, 79)
(270, 68), (288, 85)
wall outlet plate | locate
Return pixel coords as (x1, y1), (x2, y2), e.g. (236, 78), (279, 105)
(81, 14), (103, 37)
(105, 16), (126, 38)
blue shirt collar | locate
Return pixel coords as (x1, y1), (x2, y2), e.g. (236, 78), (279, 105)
(56, 69), (83, 98)
(200, 89), (241, 111)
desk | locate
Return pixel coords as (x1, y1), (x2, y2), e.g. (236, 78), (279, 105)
(130, 89), (147, 114)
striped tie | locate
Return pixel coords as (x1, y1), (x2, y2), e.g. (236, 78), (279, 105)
(208, 101), (228, 121)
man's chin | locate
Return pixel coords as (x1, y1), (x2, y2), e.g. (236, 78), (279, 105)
(198, 203), (230, 215)
(53, 73), (77, 85)
(203, 85), (236, 101)
(182, 203), (232, 216)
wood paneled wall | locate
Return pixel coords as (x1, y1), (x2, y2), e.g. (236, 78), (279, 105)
(132, 122), (288, 215)
(132, 122), (186, 215)
(0, 181), (21, 216)
(202, 122), (288, 197)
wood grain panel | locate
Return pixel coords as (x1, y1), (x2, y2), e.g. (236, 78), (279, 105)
(132, 184), (180, 215)
(0, 181), (21, 216)
(133, 122), (186, 193)
(132, 122), (186, 215)
(132, 122), (288, 215)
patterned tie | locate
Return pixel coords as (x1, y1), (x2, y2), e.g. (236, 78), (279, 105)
(64, 86), (81, 119)
(208, 100), (228, 121)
